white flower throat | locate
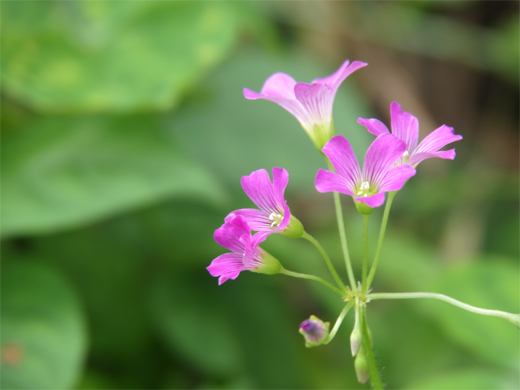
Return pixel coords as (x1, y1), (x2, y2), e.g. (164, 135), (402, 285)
(356, 181), (371, 197)
(268, 212), (283, 227)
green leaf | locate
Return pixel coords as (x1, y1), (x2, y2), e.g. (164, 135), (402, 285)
(1, 115), (227, 238)
(1, 2), (241, 113)
(1, 262), (87, 389)
(421, 258), (520, 369)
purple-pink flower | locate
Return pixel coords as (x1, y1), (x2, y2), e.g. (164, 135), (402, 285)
(230, 168), (303, 238)
(315, 134), (416, 208)
(244, 60), (368, 150)
(358, 101), (463, 168)
(207, 214), (281, 285)
(299, 315), (330, 347)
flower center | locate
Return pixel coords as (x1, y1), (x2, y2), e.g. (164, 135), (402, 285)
(356, 181), (371, 197)
(402, 150), (410, 163)
(268, 212), (283, 228)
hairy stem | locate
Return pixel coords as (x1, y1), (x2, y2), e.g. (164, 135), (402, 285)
(360, 304), (384, 389)
(368, 292), (520, 327)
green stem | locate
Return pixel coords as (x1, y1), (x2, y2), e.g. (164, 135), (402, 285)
(302, 231), (346, 293)
(280, 268), (346, 297)
(366, 191), (396, 289)
(325, 300), (355, 344)
(360, 305), (384, 389)
(326, 159), (357, 291)
(361, 215), (369, 297)
(367, 292), (520, 327)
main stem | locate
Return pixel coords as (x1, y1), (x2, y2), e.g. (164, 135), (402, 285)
(326, 159), (357, 291)
(280, 268), (346, 297)
(302, 232), (347, 293)
(361, 215), (369, 297)
(360, 304), (384, 389)
(367, 292), (520, 327)
(366, 191), (396, 289)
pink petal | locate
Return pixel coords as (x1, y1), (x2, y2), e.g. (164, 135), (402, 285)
(272, 167), (289, 208)
(414, 125), (462, 155)
(241, 169), (285, 215)
(278, 202), (292, 231)
(312, 60), (368, 92)
(390, 102), (419, 153)
(362, 134), (406, 188)
(207, 252), (246, 285)
(294, 82), (333, 127)
(355, 193), (385, 208)
(379, 164), (416, 192)
(214, 214), (250, 253)
(315, 169), (355, 196)
(358, 117), (390, 137)
(230, 208), (272, 232)
(260, 73), (297, 99)
(321, 135), (361, 192)
(407, 149), (456, 168)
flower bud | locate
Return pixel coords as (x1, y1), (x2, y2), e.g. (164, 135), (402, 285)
(354, 349), (369, 384)
(299, 315), (330, 348)
(281, 215), (304, 239)
(350, 315), (362, 356)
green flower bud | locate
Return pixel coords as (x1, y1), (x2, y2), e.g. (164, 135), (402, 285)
(354, 349), (369, 384)
(350, 313), (362, 356)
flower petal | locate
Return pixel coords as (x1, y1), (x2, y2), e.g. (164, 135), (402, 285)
(355, 193), (385, 208)
(390, 102), (419, 153)
(413, 125), (462, 156)
(230, 208), (272, 232)
(294, 82), (333, 128)
(207, 252), (246, 285)
(407, 149), (456, 168)
(358, 117), (390, 137)
(214, 214), (250, 253)
(241, 169), (285, 215)
(362, 134), (406, 188)
(260, 73), (297, 99)
(312, 60), (368, 92)
(315, 169), (355, 196)
(321, 135), (361, 192)
(379, 164), (416, 192)
(272, 167), (289, 208)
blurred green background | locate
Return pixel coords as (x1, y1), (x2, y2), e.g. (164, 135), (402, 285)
(1, 1), (519, 389)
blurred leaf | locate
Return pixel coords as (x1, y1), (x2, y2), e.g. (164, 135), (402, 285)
(1, 1), (241, 112)
(406, 369), (519, 390)
(421, 258), (520, 369)
(1, 261), (87, 389)
(1, 115), (227, 238)
(171, 48), (372, 190)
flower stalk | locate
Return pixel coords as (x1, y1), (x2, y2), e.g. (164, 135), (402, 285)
(280, 268), (347, 297)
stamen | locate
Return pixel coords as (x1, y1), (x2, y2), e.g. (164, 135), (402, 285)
(357, 181), (371, 197)
(268, 212), (283, 228)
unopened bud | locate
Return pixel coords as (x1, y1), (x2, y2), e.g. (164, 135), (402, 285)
(354, 349), (369, 384)
(299, 315), (330, 348)
(350, 309), (362, 356)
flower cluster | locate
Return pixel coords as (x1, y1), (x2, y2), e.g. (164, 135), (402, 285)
(209, 59), (462, 284)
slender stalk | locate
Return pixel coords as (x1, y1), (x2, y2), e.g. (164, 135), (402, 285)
(326, 159), (357, 291)
(302, 231), (346, 293)
(280, 268), (346, 297)
(367, 292), (520, 327)
(366, 191), (396, 289)
(360, 305), (384, 389)
(325, 300), (355, 344)
(361, 215), (369, 296)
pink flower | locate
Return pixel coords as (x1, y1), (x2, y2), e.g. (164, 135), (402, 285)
(358, 102), (463, 168)
(230, 168), (303, 238)
(207, 214), (281, 285)
(244, 60), (368, 150)
(315, 134), (416, 209)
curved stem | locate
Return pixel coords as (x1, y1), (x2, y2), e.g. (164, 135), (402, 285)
(325, 300), (355, 344)
(326, 159), (357, 291)
(302, 232), (347, 293)
(366, 191), (396, 289)
(360, 305), (384, 389)
(367, 292), (520, 327)
(280, 268), (346, 297)
(361, 215), (369, 296)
